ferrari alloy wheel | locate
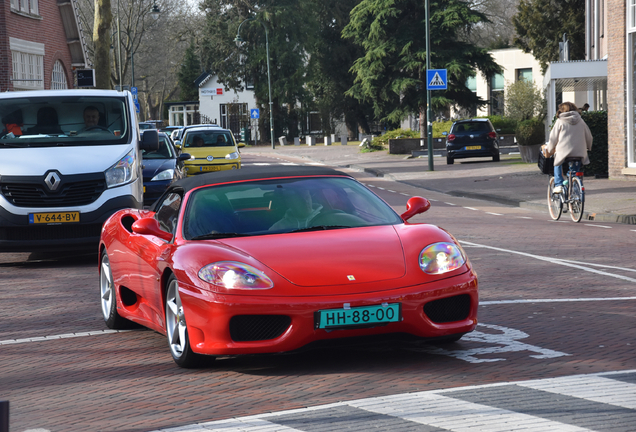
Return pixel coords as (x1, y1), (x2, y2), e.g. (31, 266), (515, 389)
(165, 274), (206, 368)
(100, 249), (129, 329)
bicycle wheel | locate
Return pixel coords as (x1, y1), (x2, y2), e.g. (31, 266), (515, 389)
(547, 177), (562, 220)
(568, 176), (585, 222)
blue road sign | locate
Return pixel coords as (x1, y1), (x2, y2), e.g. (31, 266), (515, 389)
(426, 69), (447, 90)
(250, 108), (260, 119)
(134, 101), (140, 113)
(131, 87), (138, 101)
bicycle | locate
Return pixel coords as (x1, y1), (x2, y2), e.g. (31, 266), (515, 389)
(547, 157), (585, 222)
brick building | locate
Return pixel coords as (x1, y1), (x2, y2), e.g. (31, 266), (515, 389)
(0, 0), (89, 92)
(606, 0), (636, 179)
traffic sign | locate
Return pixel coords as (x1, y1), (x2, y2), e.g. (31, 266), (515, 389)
(134, 101), (140, 113)
(131, 87), (138, 101)
(426, 69), (447, 90)
(250, 108), (260, 119)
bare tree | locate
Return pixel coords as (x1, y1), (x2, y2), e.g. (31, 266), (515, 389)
(78, 0), (202, 119)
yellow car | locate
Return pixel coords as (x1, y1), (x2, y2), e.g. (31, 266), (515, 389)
(177, 126), (242, 176)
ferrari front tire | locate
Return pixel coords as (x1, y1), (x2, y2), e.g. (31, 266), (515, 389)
(165, 274), (207, 368)
(100, 249), (131, 329)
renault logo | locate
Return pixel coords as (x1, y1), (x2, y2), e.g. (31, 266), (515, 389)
(44, 172), (61, 191)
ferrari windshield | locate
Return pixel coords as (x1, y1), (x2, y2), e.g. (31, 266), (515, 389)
(184, 177), (403, 239)
(0, 95), (130, 147)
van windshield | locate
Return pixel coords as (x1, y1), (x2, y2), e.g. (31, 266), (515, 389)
(0, 95), (130, 147)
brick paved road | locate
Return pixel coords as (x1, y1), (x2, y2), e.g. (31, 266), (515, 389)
(1, 154), (635, 432)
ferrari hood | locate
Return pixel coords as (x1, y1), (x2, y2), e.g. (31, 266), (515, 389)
(223, 225), (406, 287)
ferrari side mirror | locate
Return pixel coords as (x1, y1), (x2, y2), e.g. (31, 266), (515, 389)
(400, 196), (431, 221)
(132, 217), (173, 241)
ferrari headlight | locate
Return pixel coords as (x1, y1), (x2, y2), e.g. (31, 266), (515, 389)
(225, 152), (240, 160)
(105, 149), (137, 188)
(198, 261), (274, 290)
(419, 242), (465, 274)
(151, 169), (174, 181)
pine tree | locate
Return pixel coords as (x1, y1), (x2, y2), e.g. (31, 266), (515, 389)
(178, 42), (201, 101)
(513, 0), (585, 73)
(343, 0), (501, 137)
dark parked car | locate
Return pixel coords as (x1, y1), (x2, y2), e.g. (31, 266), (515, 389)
(445, 119), (500, 164)
(141, 131), (190, 206)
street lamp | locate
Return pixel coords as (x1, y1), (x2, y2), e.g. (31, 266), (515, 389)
(235, 17), (275, 150)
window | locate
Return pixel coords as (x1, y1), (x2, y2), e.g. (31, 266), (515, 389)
(465, 75), (478, 117)
(155, 192), (182, 235)
(10, 38), (44, 90)
(490, 73), (505, 116)
(220, 103), (248, 132)
(51, 61), (68, 90)
(11, 0), (38, 15)
(516, 68), (533, 82)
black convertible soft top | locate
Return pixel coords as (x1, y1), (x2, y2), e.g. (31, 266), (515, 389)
(170, 165), (353, 193)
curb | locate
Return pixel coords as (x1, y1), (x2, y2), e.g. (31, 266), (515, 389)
(347, 165), (636, 226)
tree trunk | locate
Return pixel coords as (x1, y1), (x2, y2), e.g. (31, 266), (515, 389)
(419, 105), (426, 139)
(93, 0), (113, 89)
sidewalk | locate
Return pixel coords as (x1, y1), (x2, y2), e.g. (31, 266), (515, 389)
(242, 144), (636, 225)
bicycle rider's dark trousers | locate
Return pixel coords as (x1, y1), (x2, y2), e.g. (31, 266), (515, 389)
(554, 161), (582, 186)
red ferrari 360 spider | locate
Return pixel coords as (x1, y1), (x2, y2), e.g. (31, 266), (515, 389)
(99, 166), (478, 367)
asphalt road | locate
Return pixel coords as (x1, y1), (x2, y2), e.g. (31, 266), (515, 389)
(1, 153), (635, 432)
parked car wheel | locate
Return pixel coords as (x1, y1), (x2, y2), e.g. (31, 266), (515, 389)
(493, 152), (500, 162)
(447, 156), (454, 165)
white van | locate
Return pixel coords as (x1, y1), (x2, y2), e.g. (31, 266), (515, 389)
(0, 89), (158, 252)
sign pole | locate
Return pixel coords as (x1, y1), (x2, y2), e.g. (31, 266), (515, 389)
(425, 0), (434, 171)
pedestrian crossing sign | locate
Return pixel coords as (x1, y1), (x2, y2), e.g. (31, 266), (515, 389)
(427, 69), (447, 90)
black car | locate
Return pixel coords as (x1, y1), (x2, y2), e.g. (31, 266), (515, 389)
(141, 131), (190, 206)
(445, 119), (500, 164)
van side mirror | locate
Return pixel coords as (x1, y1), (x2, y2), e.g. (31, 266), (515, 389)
(140, 129), (159, 151)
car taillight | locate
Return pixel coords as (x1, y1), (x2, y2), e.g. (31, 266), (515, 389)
(447, 134), (455, 141)
(488, 131), (497, 139)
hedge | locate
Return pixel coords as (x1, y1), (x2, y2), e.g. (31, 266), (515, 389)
(581, 110), (608, 177)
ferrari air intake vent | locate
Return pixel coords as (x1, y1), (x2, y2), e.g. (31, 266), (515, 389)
(229, 315), (291, 342)
(423, 294), (471, 323)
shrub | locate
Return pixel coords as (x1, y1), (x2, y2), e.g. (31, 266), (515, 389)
(486, 115), (517, 135)
(515, 118), (545, 146)
(504, 79), (545, 121)
(370, 128), (419, 148)
(581, 111), (608, 177)
(432, 120), (453, 138)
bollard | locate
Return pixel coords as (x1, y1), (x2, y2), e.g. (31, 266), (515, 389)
(294, 137), (300, 146)
(306, 136), (315, 146)
(340, 135), (347, 146)
(0, 400), (8, 432)
(278, 136), (287, 146)
(324, 136), (331, 146)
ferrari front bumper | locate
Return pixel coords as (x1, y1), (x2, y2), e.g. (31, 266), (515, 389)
(178, 269), (478, 356)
